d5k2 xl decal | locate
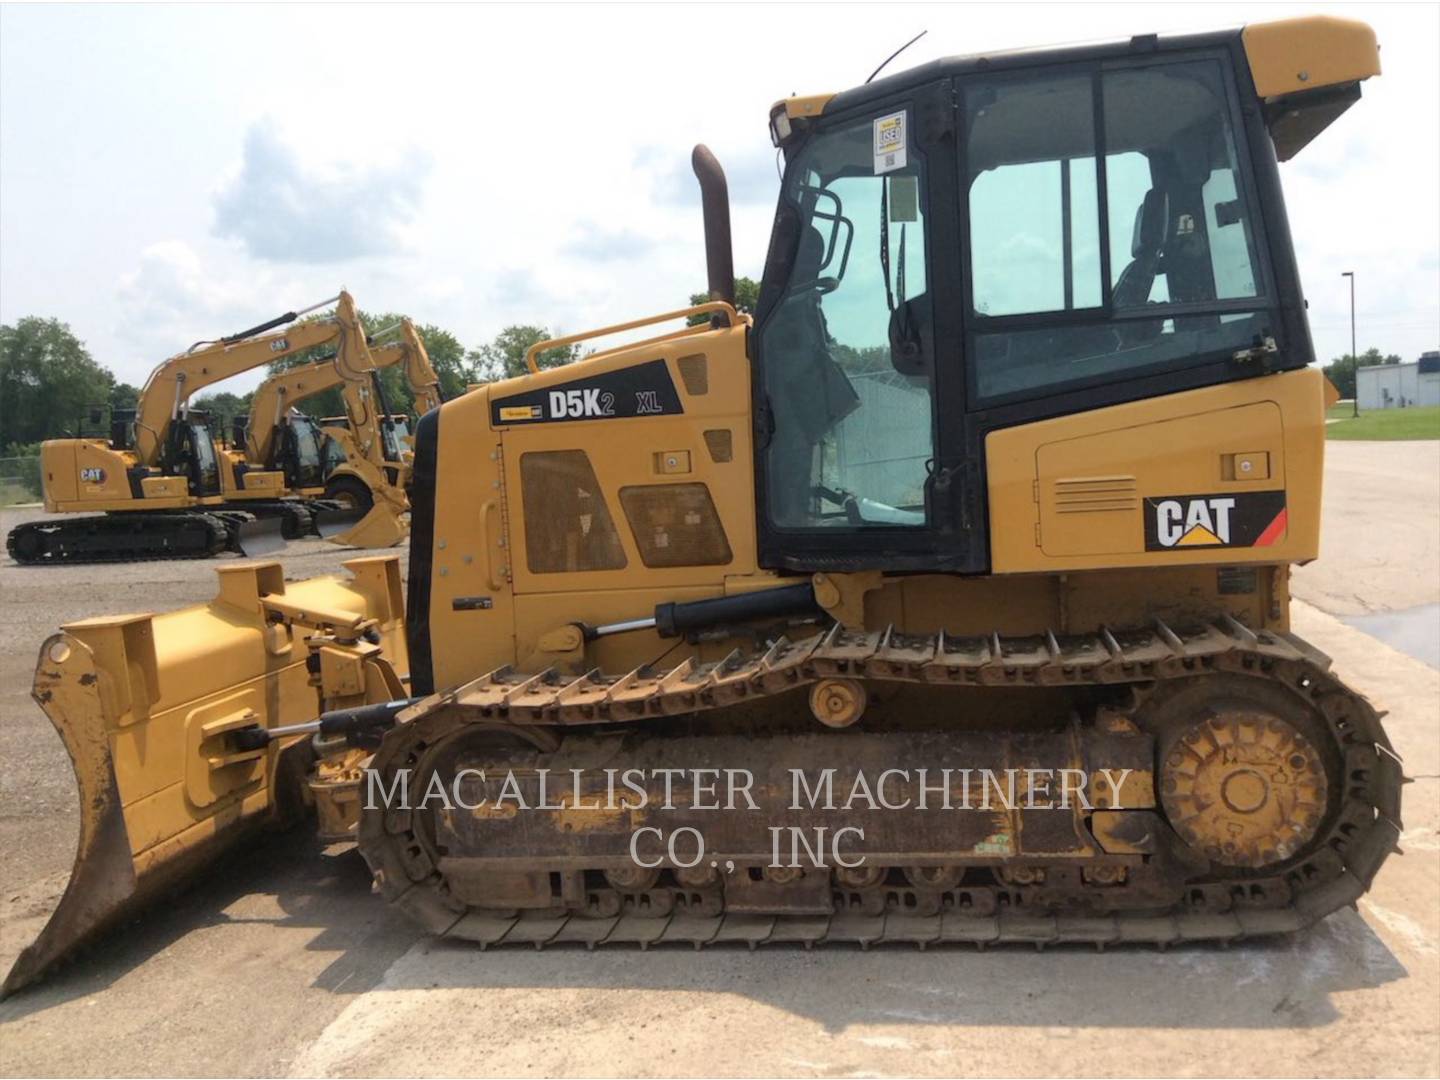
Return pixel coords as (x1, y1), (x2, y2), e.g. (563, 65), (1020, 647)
(490, 359), (683, 426)
(1144, 490), (1288, 551)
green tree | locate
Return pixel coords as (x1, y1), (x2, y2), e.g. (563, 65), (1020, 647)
(0, 317), (117, 452)
(1322, 347), (1401, 400)
(108, 381), (141, 412)
(410, 323), (468, 402)
(686, 276), (761, 325)
(467, 325), (581, 383)
(192, 389), (254, 443)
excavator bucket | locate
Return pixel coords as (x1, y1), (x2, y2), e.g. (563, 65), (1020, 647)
(2, 556), (407, 999)
(323, 502), (409, 549)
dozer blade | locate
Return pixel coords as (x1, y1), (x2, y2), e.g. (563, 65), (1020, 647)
(2, 556), (408, 999)
(323, 502), (408, 549)
(234, 514), (287, 558)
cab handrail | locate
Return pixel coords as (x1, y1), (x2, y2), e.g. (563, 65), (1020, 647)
(524, 301), (738, 375)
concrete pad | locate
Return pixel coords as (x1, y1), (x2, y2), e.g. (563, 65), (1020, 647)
(1293, 441), (1440, 616)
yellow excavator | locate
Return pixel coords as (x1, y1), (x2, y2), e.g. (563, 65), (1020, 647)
(6, 291), (409, 563)
(227, 318), (442, 544)
(3, 16), (1404, 996)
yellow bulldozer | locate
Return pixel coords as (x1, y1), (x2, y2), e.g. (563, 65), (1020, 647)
(6, 291), (410, 563)
(2, 16), (1404, 996)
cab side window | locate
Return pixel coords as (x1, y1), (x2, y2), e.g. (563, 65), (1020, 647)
(965, 59), (1268, 403)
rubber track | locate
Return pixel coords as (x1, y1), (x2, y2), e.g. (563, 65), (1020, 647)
(363, 617), (1406, 948)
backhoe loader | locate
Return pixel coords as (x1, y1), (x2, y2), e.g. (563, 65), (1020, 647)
(5, 291), (408, 563)
(3, 16), (1404, 996)
(229, 318), (443, 538)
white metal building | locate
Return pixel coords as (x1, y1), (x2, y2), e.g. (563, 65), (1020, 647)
(1356, 352), (1440, 410)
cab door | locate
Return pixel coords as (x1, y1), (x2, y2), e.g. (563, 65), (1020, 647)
(751, 80), (978, 573)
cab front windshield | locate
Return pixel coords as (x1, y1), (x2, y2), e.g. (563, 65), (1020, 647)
(288, 416), (324, 487)
(189, 420), (220, 491)
(381, 415), (411, 462)
(758, 112), (934, 531)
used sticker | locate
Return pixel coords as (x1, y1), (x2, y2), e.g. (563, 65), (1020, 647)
(873, 110), (907, 174)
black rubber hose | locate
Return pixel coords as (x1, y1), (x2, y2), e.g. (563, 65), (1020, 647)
(221, 310), (299, 344)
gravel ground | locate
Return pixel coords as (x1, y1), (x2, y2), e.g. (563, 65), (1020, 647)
(0, 441), (1437, 1077)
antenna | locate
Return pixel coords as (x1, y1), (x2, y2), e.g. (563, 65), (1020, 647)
(866, 30), (927, 85)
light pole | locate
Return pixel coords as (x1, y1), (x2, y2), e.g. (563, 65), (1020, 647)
(1342, 270), (1358, 417)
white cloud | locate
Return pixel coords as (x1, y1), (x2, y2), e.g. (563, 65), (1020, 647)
(111, 241), (320, 388)
(114, 242), (250, 364)
(562, 224), (658, 262)
(212, 121), (430, 263)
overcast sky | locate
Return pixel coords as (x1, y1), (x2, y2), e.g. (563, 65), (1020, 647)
(1, 2), (1436, 391)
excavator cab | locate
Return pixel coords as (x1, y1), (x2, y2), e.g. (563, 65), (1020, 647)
(275, 413), (328, 490)
(318, 410), (411, 471)
(157, 411), (224, 498)
(383, 414), (412, 458)
(319, 424), (349, 479)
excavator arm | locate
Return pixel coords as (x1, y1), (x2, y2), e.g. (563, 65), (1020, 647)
(398, 318), (444, 414)
(244, 338), (422, 468)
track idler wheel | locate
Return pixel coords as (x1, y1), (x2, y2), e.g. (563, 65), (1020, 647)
(835, 865), (885, 890)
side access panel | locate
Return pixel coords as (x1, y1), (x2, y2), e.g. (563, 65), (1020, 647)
(986, 368), (1324, 573)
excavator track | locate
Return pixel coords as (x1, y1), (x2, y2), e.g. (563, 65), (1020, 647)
(226, 497), (348, 539)
(358, 617), (1404, 950)
(4, 496), (349, 565)
(6, 510), (239, 565)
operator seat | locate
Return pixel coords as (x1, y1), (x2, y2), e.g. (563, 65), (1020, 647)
(1113, 188), (1168, 310)
(1110, 188), (1170, 347)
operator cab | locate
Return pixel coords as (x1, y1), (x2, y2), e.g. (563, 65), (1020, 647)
(274, 412), (327, 490)
(318, 413), (411, 463)
(159, 410), (222, 497)
(753, 25), (1340, 573)
(381, 414), (411, 462)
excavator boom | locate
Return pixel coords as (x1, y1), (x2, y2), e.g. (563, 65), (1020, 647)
(132, 292), (357, 468)
(398, 318), (444, 414)
(242, 326), (439, 470)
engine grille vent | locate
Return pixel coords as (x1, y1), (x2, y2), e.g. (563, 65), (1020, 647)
(1050, 475), (1139, 514)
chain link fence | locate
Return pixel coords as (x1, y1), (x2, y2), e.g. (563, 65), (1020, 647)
(0, 456), (42, 506)
(829, 370), (934, 509)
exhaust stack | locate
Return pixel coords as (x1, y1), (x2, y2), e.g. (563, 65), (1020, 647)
(691, 145), (735, 308)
